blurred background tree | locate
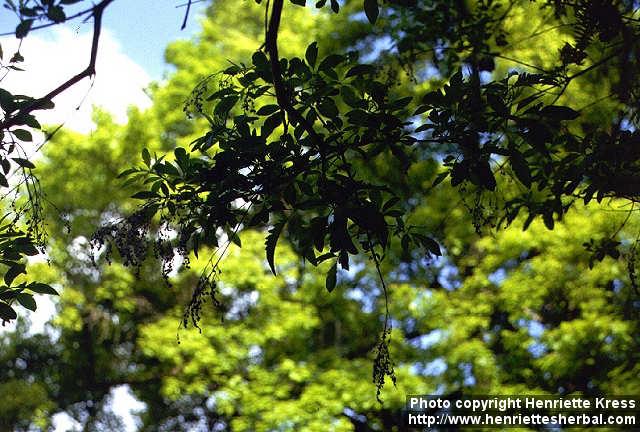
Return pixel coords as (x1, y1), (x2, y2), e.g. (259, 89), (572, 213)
(0, 0), (639, 430)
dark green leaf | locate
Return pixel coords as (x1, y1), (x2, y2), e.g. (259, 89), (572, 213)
(12, 129), (32, 142)
(214, 96), (239, 117)
(117, 168), (138, 179)
(345, 64), (376, 78)
(317, 98), (339, 118)
(15, 241), (39, 256)
(155, 162), (180, 177)
(252, 51), (269, 71)
(382, 197), (399, 212)
(305, 42), (318, 68)
(265, 220), (285, 275)
(473, 161), (496, 191)
(10, 51), (24, 63)
(318, 54), (345, 73)
(543, 211), (554, 230)
(364, 0), (379, 24)
(4, 263), (25, 286)
(487, 93), (509, 117)
(0, 88), (15, 112)
(262, 112), (282, 137)
(389, 96), (412, 110)
(16, 292), (36, 311)
(28, 282), (58, 295)
(257, 104), (280, 116)
(539, 105), (579, 121)
(310, 216), (326, 251)
(415, 234), (441, 256)
(346, 109), (369, 126)
(0, 302), (16, 321)
(413, 105), (430, 115)
(142, 148), (151, 167)
(432, 171), (448, 187)
(223, 64), (242, 75)
(15, 19), (33, 38)
(11, 157), (35, 169)
(131, 191), (160, 200)
(47, 5), (66, 22)
(340, 86), (364, 109)
(509, 152), (531, 187)
(326, 261), (337, 292)
(229, 231), (242, 247)
(174, 147), (188, 165)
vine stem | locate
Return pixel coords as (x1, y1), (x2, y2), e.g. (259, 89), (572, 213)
(369, 238), (390, 334)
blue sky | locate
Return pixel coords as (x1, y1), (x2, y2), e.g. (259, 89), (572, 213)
(0, 1), (212, 133)
(100, 0), (208, 78)
(0, 0), (208, 79)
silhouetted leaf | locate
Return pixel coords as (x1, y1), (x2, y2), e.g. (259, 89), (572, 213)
(4, 263), (25, 286)
(326, 261), (337, 292)
(364, 0), (379, 24)
(28, 283), (58, 295)
(266, 220), (285, 275)
(131, 191), (160, 200)
(142, 148), (151, 167)
(345, 64), (376, 78)
(543, 211), (554, 230)
(12, 157), (35, 169)
(215, 96), (239, 117)
(229, 231), (242, 247)
(509, 151), (531, 187)
(0, 302), (16, 321)
(16, 293), (36, 311)
(318, 54), (345, 72)
(318, 98), (339, 118)
(432, 171), (448, 187)
(15, 19), (33, 38)
(257, 104), (280, 115)
(47, 5), (66, 22)
(305, 42), (318, 68)
(12, 129), (32, 141)
(539, 105), (579, 120)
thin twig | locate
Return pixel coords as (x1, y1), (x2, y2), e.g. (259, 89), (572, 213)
(180, 0), (193, 30)
(0, 5), (96, 37)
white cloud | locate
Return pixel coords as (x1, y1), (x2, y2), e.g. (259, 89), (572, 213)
(0, 26), (153, 335)
(1, 26), (151, 133)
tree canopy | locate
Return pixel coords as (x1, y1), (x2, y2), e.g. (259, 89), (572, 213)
(0, 0), (639, 429)
(94, 0), (640, 396)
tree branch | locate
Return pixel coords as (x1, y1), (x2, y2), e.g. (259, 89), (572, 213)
(265, 0), (323, 149)
(0, 0), (115, 131)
